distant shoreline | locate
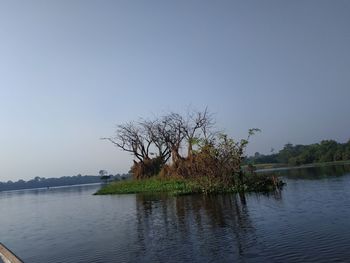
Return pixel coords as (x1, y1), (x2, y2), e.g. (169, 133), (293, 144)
(255, 160), (350, 173)
(0, 174), (130, 192)
(0, 182), (101, 193)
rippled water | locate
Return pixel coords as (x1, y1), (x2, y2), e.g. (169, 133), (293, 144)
(1, 165), (350, 263)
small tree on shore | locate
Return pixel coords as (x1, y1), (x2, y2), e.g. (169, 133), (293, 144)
(99, 170), (111, 183)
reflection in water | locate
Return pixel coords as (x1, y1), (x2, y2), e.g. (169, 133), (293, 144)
(134, 192), (281, 262)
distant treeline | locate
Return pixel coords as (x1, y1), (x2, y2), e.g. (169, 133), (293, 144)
(0, 174), (130, 192)
(246, 139), (350, 166)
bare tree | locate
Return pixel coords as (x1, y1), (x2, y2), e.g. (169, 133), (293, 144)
(102, 108), (218, 178)
(140, 119), (171, 163)
(183, 107), (214, 158)
(102, 109), (215, 164)
(160, 112), (187, 163)
(101, 121), (150, 162)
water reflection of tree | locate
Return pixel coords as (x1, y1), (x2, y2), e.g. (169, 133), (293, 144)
(134, 193), (261, 262)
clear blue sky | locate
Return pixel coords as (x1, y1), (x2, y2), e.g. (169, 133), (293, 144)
(1, 0), (349, 181)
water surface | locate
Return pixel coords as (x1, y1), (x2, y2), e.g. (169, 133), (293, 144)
(1, 165), (350, 262)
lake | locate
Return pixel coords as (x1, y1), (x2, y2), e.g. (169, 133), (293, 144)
(1, 165), (350, 262)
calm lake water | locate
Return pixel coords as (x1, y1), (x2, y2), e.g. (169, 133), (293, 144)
(1, 165), (350, 263)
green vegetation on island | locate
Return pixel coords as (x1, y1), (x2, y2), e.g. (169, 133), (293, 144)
(95, 173), (282, 196)
(96, 109), (283, 195)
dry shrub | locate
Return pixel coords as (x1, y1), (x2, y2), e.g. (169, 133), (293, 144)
(161, 142), (238, 191)
(158, 164), (171, 178)
(130, 157), (164, 179)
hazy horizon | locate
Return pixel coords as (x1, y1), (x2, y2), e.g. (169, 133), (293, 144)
(1, 0), (350, 181)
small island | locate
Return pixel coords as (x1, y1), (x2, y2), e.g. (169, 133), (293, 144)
(96, 109), (283, 195)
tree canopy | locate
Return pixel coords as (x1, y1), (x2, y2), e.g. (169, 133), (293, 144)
(246, 139), (350, 166)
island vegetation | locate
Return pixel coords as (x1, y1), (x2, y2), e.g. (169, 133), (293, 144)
(96, 109), (283, 195)
(246, 139), (350, 168)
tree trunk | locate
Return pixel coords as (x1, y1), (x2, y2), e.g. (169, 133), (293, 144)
(187, 143), (193, 159)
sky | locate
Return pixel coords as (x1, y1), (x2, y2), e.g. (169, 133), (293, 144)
(1, 0), (349, 181)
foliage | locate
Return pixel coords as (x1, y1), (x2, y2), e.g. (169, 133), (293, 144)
(95, 174), (283, 196)
(95, 176), (196, 195)
(244, 173), (284, 192)
(246, 139), (350, 166)
(130, 157), (164, 179)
